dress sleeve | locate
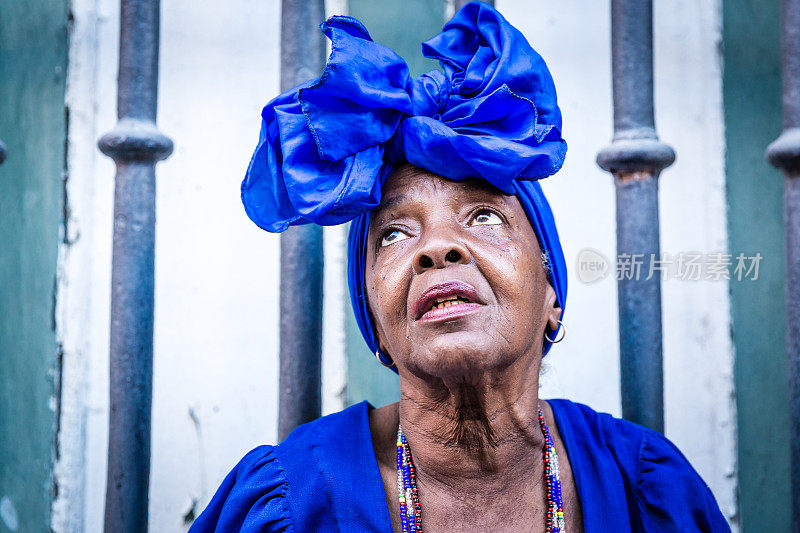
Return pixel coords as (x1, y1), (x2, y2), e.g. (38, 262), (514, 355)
(635, 429), (731, 533)
(189, 445), (294, 533)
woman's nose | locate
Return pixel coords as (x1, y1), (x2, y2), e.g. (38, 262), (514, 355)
(412, 237), (470, 274)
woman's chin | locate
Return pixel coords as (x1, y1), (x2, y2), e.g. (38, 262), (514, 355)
(407, 334), (521, 381)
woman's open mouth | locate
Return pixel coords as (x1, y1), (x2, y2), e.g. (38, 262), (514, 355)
(414, 281), (483, 322)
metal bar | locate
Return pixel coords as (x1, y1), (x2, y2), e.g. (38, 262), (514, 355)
(596, 0), (674, 433)
(786, 172), (800, 533)
(98, 0), (172, 530)
(278, 0), (325, 442)
(614, 173), (665, 432)
(0, 139), (6, 165)
(766, 0), (800, 528)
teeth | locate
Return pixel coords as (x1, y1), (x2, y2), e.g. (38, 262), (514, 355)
(430, 296), (469, 311)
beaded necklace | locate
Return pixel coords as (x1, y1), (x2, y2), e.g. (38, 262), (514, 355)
(396, 405), (566, 533)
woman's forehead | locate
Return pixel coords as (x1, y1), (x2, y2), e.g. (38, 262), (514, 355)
(378, 165), (511, 210)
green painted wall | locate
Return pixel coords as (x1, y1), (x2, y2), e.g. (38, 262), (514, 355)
(344, 0), (445, 408)
(348, 0), (443, 78)
(0, 0), (68, 530)
(723, 0), (790, 530)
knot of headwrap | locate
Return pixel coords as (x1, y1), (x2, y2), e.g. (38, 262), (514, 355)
(242, 1), (568, 367)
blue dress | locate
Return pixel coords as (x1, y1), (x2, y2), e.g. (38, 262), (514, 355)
(190, 399), (731, 532)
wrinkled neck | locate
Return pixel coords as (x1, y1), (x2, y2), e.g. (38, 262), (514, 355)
(397, 355), (547, 494)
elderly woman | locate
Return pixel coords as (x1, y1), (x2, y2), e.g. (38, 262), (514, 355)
(191, 3), (729, 532)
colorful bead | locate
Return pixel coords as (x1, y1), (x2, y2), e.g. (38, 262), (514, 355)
(397, 404), (564, 532)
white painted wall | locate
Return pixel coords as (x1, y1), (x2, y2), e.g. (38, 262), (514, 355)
(54, 0), (736, 530)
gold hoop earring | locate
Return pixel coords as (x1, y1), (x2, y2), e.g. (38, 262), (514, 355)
(375, 350), (396, 368)
(544, 319), (566, 344)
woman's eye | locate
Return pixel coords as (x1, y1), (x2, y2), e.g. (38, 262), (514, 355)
(469, 209), (503, 226)
(380, 229), (410, 247)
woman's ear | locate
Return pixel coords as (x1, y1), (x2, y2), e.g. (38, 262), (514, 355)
(366, 295), (393, 363)
(374, 318), (395, 366)
(543, 283), (562, 332)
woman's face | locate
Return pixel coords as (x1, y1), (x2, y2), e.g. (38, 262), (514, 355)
(365, 165), (560, 381)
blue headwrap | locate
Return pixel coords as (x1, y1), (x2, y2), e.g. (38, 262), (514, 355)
(242, 1), (568, 370)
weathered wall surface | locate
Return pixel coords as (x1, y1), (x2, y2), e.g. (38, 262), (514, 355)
(50, 0), (741, 531)
(0, 1), (68, 531)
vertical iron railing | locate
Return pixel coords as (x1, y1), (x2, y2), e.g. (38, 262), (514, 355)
(596, 0), (674, 432)
(766, 0), (800, 528)
(277, 0), (325, 441)
(98, 0), (172, 530)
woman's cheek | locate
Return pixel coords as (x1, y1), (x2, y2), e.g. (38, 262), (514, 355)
(494, 255), (535, 315)
(372, 258), (407, 325)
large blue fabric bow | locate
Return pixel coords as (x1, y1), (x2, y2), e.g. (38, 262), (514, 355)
(242, 2), (566, 232)
(242, 1), (568, 365)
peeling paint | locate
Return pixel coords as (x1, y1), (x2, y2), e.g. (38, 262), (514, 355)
(0, 497), (19, 532)
(188, 406), (207, 502)
(182, 497), (198, 526)
(51, 0), (101, 531)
